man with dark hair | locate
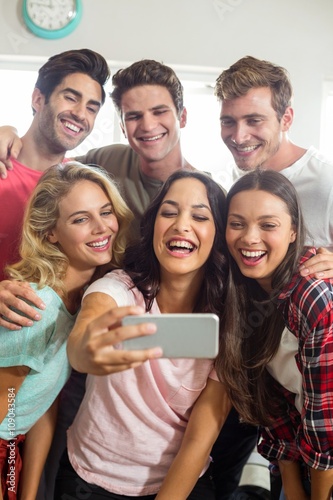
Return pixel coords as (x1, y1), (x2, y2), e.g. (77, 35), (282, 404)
(0, 48), (109, 280)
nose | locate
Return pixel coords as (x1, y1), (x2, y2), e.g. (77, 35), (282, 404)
(71, 101), (87, 122)
(230, 122), (251, 145)
(140, 113), (158, 132)
(240, 225), (261, 245)
(92, 216), (107, 234)
(173, 214), (191, 233)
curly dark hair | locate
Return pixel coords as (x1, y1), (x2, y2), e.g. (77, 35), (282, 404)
(124, 170), (228, 317)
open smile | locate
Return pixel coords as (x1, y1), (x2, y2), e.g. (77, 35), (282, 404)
(166, 238), (196, 255)
(138, 133), (166, 142)
(61, 119), (84, 135)
(239, 249), (267, 266)
(86, 236), (111, 250)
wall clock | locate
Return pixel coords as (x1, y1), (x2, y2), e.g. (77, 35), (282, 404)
(22, 0), (83, 39)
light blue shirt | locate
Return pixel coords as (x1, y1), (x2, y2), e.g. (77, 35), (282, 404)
(0, 283), (77, 439)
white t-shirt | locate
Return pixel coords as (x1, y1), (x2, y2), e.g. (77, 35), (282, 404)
(67, 269), (218, 495)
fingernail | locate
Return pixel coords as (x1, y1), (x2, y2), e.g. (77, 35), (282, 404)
(317, 272), (324, 278)
(27, 320), (34, 326)
(39, 303), (46, 310)
(34, 314), (42, 320)
(152, 347), (163, 358)
(300, 268), (309, 275)
(146, 323), (157, 333)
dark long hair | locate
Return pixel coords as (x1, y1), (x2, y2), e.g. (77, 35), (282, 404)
(124, 170), (228, 316)
(215, 169), (306, 425)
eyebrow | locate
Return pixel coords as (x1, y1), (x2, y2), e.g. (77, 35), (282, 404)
(228, 212), (280, 220)
(161, 200), (211, 211)
(124, 104), (171, 117)
(61, 87), (102, 108)
(67, 202), (112, 220)
(220, 113), (267, 120)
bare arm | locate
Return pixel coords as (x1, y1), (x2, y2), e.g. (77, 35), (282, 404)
(299, 248), (333, 279)
(0, 280), (45, 330)
(0, 126), (22, 179)
(156, 378), (232, 500)
(67, 292), (162, 375)
(19, 398), (59, 500)
(0, 366), (30, 423)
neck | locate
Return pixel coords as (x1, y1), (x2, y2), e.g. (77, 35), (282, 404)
(139, 147), (195, 182)
(262, 136), (306, 172)
(156, 271), (204, 313)
(18, 131), (66, 172)
(61, 267), (96, 314)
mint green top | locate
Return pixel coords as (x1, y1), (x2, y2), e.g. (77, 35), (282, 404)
(0, 284), (77, 439)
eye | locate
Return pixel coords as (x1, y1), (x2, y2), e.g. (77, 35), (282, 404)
(154, 109), (167, 116)
(87, 106), (99, 114)
(228, 221), (244, 229)
(65, 95), (76, 103)
(72, 216), (88, 224)
(192, 214), (209, 222)
(261, 223), (277, 230)
(101, 209), (114, 217)
(220, 119), (234, 127)
(125, 114), (141, 121)
(160, 210), (178, 218)
(247, 118), (262, 125)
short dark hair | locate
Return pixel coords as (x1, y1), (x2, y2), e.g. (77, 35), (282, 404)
(124, 170), (228, 315)
(35, 48), (110, 105)
(215, 56), (293, 120)
(110, 59), (184, 117)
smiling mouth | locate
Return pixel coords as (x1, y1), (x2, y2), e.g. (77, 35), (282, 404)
(62, 120), (82, 134)
(240, 249), (266, 261)
(87, 237), (109, 248)
(167, 240), (195, 253)
(232, 144), (260, 153)
(139, 133), (166, 142)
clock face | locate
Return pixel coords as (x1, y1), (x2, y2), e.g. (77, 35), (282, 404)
(26, 0), (77, 31)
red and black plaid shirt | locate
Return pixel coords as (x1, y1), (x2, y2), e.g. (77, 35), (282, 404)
(258, 248), (333, 470)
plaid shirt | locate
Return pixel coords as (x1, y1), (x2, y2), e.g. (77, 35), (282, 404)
(258, 248), (333, 470)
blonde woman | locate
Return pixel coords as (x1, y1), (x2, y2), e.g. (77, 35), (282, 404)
(0, 162), (132, 500)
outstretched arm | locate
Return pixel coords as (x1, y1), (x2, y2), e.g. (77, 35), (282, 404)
(0, 280), (45, 330)
(67, 292), (162, 375)
(156, 378), (232, 500)
(0, 126), (22, 179)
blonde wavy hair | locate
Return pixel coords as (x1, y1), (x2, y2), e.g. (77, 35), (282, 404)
(7, 162), (132, 295)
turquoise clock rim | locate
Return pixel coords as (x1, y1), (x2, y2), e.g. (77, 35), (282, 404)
(22, 0), (82, 39)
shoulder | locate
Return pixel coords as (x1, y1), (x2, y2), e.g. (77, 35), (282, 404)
(83, 270), (138, 307)
(290, 275), (333, 325)
(75, 144), (139, 171)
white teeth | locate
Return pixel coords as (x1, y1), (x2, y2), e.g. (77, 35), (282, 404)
(64, 121), (80, 133)
(241, 250), (265, 257)
(236, 145), (259, 152)
(169, 240), (194, 250)
(141, 134), (163, 141)
(88, 238), (108, 248)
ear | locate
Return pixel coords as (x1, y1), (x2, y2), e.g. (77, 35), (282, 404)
(290, 226), (297, 243)
(31, 87), (45, 114)
(120, 120), (127, 138)
(281, 106), (294, 132)
(47, 230), (58, 244)
(179, 107), (187, 129)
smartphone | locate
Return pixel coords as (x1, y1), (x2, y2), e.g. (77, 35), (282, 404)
(121, 313), (219, 358)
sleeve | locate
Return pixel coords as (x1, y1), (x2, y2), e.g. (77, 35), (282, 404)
(259, 280), (333, 470)
(83, 270), (137, 308)
(297, 282), (333, 469)
(75, 145), (118, 172)
(0, 311), (57, 373)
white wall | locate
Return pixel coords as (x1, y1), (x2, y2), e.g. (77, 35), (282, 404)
(1, 0), (333, 149)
